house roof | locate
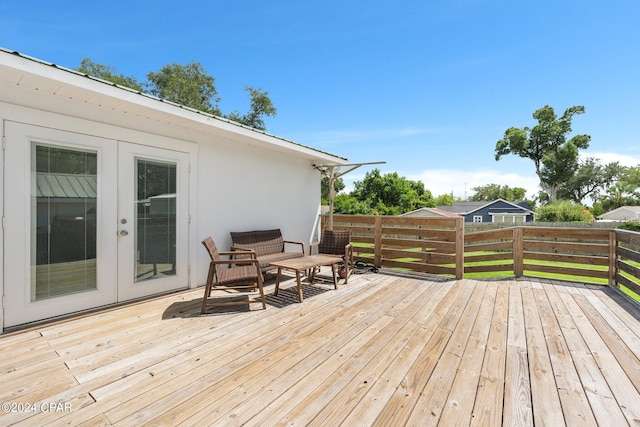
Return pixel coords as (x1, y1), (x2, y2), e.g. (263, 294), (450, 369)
(0, 48), (348, 165)
(437, 201), (487, 215)
(598, 206), (640, 219)
(400, 207), (463, 218)
(437, 199), (534, 215)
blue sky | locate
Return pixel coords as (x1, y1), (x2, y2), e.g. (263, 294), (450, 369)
(2, 1), (639, 200)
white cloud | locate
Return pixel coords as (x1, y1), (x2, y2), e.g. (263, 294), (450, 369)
(581, 151), (640, 167)
(408, 169), (540, 200)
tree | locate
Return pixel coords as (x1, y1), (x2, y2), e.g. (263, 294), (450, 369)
(557, 158), (622, 204)
(351, 169), (434, 215)
(495, 105), (591, 202)
(470, 184), (526, 202)
(146, 62), (220, 115)
(333, 193), (375, 214)
(225, 86), (277, 130)
(434, 193), (455, 206)
(76, 59), (277, 130)
(75, 58), (143, 91)
(600, 165), (640, 211)
(620, 164), (640, 189)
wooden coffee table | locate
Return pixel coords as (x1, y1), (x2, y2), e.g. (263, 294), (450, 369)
(270, 255), (342, 302)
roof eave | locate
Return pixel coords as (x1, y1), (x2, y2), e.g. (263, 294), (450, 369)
(0, 48), (348, 165)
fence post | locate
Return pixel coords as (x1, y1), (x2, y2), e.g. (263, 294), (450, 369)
(455, 217), (464, 279)
(513, 227), (524, 277)
(374, 216), (383, 268)
(609, 229), (617, 287)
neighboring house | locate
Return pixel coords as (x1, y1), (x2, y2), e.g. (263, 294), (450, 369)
(598, 206), (640, 222)
(436, 199), (534, 223)
(0, 49), (348, 330)
(400, 207), (463, 219)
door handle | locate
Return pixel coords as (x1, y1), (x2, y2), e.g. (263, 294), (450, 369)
(120, 230), (129, 236)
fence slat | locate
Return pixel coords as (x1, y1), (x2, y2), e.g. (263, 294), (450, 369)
(523, 263), (609, 280)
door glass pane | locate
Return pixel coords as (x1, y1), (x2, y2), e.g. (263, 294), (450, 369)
(32, 144), (97, 301)
(136, 159), (177, 282)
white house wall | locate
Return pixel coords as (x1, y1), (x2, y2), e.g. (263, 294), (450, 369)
(1, 99), (325, 282)
(195, 133), (322, 285)
(0, 103), (334, 330)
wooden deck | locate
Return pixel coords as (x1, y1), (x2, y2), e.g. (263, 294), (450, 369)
(3, 270), (640, 426)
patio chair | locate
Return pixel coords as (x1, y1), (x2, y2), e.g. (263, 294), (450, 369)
(310, 230), (353, 284)
(201, 237), (266, 313)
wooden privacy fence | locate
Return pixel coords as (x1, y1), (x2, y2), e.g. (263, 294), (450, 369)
(321, 214), (640, 293)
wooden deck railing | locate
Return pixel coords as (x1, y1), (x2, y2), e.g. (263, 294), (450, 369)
(321, 214), (464, 279)
(321, 214), (640, 293)
(615, 229), (640, 295)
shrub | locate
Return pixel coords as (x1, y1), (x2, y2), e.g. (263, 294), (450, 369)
(535, 200), (593, 222)
(617, 221), (640, 232)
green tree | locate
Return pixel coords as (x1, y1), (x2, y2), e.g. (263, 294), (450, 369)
(591, 202), (605, 218)
(626, 165), (640, 185)
(321, 176), (345, 205)
(470, 184), (526, 202)
(495, 105), (591, 202)
(77, 59), (277, 130)
(434, 193), (455, 206)
(225, 86), (277, 130)
(557, 158), (622, 204)
(146, 62), (220, 115)
(535, 200), (592, 222)
(75, 58), (143, 91)
(603, 183), (640, 211)
(351, 169), (434, 215)
(600, 165), (640, 211)
(333, 193), (375, 214)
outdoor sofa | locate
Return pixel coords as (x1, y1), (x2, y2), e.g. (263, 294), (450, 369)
(230, 228), (305, 272)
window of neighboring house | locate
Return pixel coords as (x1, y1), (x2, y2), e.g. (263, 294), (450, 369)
(473, 215), (483, 223)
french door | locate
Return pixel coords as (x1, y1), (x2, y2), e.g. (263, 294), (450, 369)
(116, 142), (189, 301)
(3, 123), (190, 327)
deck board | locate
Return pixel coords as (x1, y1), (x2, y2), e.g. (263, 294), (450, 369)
(470, 281), (508, 427)
(503, 281), (533, 427)
(3, 272), (640, 426)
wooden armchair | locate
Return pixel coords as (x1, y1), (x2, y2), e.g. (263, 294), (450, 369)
(201, 237), (266, 313)
(310, 230), (353, 284)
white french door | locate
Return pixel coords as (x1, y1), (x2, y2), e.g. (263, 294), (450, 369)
(3, 123), (190, 327)
(116, 142), (189, 301)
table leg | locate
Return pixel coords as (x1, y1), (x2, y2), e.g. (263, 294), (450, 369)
(295, 270), (304, 302)
(330, 263), (338, 289)
(274, 267), (282, 296)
